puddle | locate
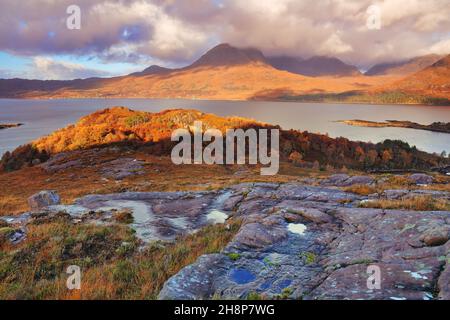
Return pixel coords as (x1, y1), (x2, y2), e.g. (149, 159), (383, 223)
(287, 223), (307, 235)
(207, 210), (228, 224)
(230, 268), (256, 284)
(100, 200), (151, 224)
(277, 279), (292, 289)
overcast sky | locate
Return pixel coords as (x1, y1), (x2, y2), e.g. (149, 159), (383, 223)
(0, 0), (449, 79)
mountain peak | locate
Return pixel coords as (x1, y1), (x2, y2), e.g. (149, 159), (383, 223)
(131, 65), (172, 76)
(188, 43), (267, 68)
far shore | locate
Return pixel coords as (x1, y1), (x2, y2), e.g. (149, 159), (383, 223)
(337, 119), (450, 134)
(0, 123), (23, 130)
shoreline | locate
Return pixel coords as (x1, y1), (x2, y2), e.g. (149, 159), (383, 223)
(337, 119), (450, 134)
(0, 123), (23, 130)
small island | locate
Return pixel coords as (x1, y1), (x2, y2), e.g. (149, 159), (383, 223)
(0, 123), (23, 130)
(337, 119), (450, 134)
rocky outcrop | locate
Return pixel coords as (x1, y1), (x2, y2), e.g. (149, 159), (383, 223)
(157, 183), (450, 300)
(6, 182), (450, 300)
(27, 190), (60, 211)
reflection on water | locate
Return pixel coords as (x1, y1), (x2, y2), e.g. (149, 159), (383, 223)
(0, 98), (449, 156)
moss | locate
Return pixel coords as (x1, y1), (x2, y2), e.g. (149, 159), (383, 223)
(300, 252), (317, 265)
(227, 253), (241, 261)
(247, 291), (264, 300)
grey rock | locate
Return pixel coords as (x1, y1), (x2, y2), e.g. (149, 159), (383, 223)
(28, 190), (61, 210)
(409, 173), (434, 185)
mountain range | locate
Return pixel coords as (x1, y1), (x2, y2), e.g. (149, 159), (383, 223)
(0, 43), (449, 104)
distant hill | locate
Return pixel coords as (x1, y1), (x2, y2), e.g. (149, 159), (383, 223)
(386, 54), (450, 99)
(365, 54), (443, 76)
(130, 65), (173, 76)
(268, 55), (361, 77)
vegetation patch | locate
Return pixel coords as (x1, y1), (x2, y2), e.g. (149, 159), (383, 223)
(359, 196), (449, 211)
(0, 218), (241, 299)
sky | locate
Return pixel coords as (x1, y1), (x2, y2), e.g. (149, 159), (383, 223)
(0, 0), (449, 80)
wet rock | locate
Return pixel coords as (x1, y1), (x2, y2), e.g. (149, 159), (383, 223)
(28, 190), (61, 210)
(409, 174), (434, 185)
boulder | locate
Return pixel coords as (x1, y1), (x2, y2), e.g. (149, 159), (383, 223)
(28, 190), (61, 210)
(420, 227), (449, 247)
(409, 174), (434, 185)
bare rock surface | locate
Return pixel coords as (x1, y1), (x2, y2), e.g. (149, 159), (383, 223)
(7, 181), (450, 300)
(157, 183), (450, 300)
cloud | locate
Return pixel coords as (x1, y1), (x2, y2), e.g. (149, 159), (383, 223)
(0, 0), (448, 69)
(28, 57), (111, 80)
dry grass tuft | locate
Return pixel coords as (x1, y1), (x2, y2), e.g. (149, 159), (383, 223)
(359, 195), (449, 211)
(343, 184), (377, 196)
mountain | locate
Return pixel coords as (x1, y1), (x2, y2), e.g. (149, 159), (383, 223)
(130, 65), (172, 76)
(268, 55), (361, 77)
(0, 43), (447, 104)
(365, 54), (443, 76)
(386, 54), (450, 99)
(186, 43), (267, 68)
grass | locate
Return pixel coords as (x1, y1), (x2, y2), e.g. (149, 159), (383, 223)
(0, 218), (241, 299)
(359, 195), (450, 211)
(343, 184), (377, 196)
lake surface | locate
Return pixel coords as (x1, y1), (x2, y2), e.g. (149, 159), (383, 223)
(0, 98), (449, 156)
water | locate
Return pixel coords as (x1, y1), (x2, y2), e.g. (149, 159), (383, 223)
(0, 98), (449, 156)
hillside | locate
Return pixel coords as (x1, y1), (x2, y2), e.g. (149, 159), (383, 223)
(1, 107), (445, 173)
(377, 55), (450, 99)
(366, 54), (443, 76)
(268, 56), (361, 77)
